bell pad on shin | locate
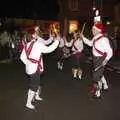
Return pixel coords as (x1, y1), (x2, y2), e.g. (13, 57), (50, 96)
(88, 83), (100, 95)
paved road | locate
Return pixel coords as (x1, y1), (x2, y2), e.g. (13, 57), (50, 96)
(0, 54), (120, 120)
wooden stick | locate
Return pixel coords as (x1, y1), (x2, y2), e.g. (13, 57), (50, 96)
(80, 23), (86, 34)
(78, 23), (86, 40)
(94, 64), (103, 71)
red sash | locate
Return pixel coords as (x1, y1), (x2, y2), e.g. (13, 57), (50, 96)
(72, 39), (78, 51)
(72, 39), (81, 60)
(93, 35), (107, 59)
(25, 41), (43, 73)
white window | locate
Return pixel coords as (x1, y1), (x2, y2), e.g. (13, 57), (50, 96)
(69, 0), (79, 11)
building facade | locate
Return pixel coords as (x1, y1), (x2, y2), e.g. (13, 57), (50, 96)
(58, 0), (118, 35)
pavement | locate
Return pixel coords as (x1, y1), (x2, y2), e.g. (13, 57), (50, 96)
(0, 53), (120, 120)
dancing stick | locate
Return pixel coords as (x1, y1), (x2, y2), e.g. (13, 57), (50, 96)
(78, 23), (86, 40)
(94, 64), (103, 72)
(80, 23), (86, 34)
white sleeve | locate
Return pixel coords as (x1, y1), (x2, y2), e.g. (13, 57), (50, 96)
(103, 38), (113, 61)
(44, 36), (53, 45)
(40, 40), (59, 54)
(59, 38), (65, 48)
(83, 37), (93, 47)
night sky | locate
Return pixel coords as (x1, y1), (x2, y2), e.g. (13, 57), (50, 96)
(0, 0), (120, 20)
(0, 0), (59, 20)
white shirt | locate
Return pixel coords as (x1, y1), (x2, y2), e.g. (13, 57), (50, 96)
(20, 38), (59, 75)
(37, 35), (53, 45)
(83, 33), (113, 60)
(72, 38), (84, 53)
(64, 38), (73, 47)
(58, 37), (65, 48)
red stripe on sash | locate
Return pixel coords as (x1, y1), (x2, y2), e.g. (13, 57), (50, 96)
(93, 35), (107, 58)
(25, 41), (43, 72)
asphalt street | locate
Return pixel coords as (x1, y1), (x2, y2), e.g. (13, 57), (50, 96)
(0, 54), (120, 120)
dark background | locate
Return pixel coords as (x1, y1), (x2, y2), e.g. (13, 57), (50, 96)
(0, 0), (120, 20)
(0, 0), (59, 20)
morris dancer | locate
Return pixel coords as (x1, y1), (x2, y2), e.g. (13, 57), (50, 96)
(71, 30), (84, 80)
(57, 34), (72, 70)
(57, 35), (65, 70)
(31, 25), (54, 95)
(20, 27), (59, 109)
(81, 23), (113, 98)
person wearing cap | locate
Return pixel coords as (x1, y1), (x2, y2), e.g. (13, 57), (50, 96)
(80, 23), (113, 98)
(20, 27), (60, 109)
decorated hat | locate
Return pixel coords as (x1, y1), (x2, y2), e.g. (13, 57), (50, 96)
(93, 23), (105, 33)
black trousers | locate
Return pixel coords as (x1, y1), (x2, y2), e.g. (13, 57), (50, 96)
(28, 72), (41, 92)
(93, 56), (105, 82)
(71, 53), (81, 69)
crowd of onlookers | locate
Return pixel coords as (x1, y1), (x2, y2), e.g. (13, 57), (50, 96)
(108, 26), (120, 57)
(0, 29), (21, 62)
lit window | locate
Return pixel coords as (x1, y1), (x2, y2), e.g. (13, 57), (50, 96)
(69, 20), (78, 33)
